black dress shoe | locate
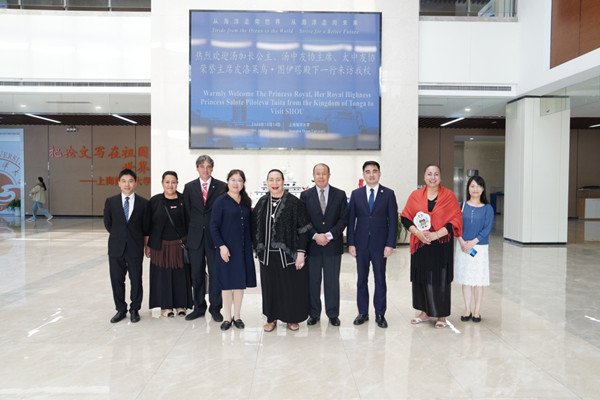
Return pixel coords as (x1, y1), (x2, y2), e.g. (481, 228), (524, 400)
(375, 315), (388, 328)
(461, 313), (472, 322)
(211, 312), (224, 322)
(185, 309), (205, 321)
(307, 316), (320, 326)
(220, 320), (232, 331)
(110, 311), (127, 323)
(353, 314), (369, 325)
(130, 309), (140, 323)
(329, 317), (341, 326)
(233, 319), (245, 329)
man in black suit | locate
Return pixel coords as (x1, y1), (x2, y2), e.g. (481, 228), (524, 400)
(183, 155), (227, 322)
(347, 161), (398, 328)
(104, 168), (150, 323)
(300, 163), (348, 327)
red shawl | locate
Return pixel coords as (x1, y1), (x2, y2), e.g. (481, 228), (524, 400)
(400, 185), (463, 254)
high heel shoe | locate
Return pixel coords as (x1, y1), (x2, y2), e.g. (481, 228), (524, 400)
(460, 313), (472, 322)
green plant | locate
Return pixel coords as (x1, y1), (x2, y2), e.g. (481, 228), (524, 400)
(397, 215), (409, 243)
(7, 198), (21, 210)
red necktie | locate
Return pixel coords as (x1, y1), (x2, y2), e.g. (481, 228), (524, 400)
(202, 182), (208, 205)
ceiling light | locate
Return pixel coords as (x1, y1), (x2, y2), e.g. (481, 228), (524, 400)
(440, 117), (464, 127)
(111, 114), (138, 124)
(20, 104), (26, 108)
(465, 108), (471, 112)
(589, 123), (600, 128)
(95, 106), (102, 110)
(25, 113), (61, 124)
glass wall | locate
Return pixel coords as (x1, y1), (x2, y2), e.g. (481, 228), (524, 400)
(5, 0), (150, 11)
(420, 0), (516, 17)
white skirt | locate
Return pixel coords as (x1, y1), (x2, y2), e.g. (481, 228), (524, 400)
(454, 241), (490, 287)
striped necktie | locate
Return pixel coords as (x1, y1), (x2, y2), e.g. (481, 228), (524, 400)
(124, 196), (130, 221)
(202, 182), (208, 205)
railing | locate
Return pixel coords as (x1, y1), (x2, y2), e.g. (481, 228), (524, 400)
(1, 0), (150, 11)
(420, 0), (516, 18)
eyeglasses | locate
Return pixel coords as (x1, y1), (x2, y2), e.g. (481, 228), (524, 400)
(229, 179), (243, 184)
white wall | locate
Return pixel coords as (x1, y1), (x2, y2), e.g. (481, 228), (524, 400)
(151, 0), (420, 204)
(0, 10), (150, 81)
(517, 0), (600, 96)
(504, 97), (569, 243)
(419, 19), (519, 86)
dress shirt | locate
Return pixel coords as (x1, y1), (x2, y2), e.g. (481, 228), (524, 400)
(313, 184), (333, 240)
(121, 192), (135, 220)
(365, 184), (380, 203)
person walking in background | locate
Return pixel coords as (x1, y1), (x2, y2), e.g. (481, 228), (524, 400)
(145, 171), (193, 318)
(104, 169), (150, 324)
(210, 169), (257, 331)
(253, 169), (311, 332)
(347, 161), (398, 329)
(27, 177), (53, 222)
(183, 155), (227, 322)
(401, 164), (462, 329)
(300, 163), (348, 327)
(455, 175), (494, 323)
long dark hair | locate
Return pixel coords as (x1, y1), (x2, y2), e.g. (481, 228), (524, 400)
(227, 169), (251, 208)
(466, 175), (488, 204)
(38, 177), (47, 191)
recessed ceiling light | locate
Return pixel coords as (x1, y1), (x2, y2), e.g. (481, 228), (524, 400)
(440, 117), (464, 127)
(465, 108), (471, 112)
(469, 137), (474, 140)
(95, 106), (102, 110)
(20, 104), (26, 108)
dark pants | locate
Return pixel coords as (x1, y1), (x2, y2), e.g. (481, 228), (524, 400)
(189, 240), (222, 315)
(355, 247), (387, 316)
(109, 253), (143, 312)
(307, 253), (341, 318)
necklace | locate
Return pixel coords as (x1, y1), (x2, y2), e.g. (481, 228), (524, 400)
(271, 197), (281, 219)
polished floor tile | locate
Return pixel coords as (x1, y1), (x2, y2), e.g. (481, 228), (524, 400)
(0, 215), (599, 399)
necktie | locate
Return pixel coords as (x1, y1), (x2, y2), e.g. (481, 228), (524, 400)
(202, 182), (208, 205)
(124, 196), (130, 221)
(368, 188), (374, 212)
(319, 189), (326, 214)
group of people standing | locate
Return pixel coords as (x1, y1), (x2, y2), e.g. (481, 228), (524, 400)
(103, 156), (493, 331)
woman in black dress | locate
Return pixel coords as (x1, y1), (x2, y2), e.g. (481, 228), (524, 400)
(253, 169), (312, 332)
(210, 169), (257, 331)
(145, 171), (193, 317)
(400, 164), (462, 328)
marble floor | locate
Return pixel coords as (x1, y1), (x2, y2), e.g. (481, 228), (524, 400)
(1, 215), (600, 399)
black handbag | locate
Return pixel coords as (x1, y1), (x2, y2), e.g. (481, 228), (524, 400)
(163, 204), (190, 264)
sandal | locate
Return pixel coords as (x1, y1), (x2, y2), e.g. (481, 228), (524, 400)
(161, 309), (174, 318)
(410, 317), (430, 324)
(287, 323), (299, 331)
(435, 320), (447, 329)
(263, 321), (277, 332)
(176, 308), (186, 317)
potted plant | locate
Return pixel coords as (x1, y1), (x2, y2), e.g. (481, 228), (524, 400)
(397, 215), (409, 244)
(7, 198), (21, 217)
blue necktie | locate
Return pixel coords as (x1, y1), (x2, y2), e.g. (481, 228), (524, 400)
(368, 188), (374, 212)
(124, 196), (130, 222)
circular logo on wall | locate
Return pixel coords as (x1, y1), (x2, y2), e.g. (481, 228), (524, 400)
(0, 151), (22, 212)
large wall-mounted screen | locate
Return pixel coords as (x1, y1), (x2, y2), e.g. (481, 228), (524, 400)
(189, 10), (382, 150)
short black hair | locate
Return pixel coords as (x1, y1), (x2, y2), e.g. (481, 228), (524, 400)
(119, 168), (137, 181)
(362, 161), (380, 171)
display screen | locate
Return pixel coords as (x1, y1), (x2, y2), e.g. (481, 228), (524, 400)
(189, 10), (382, 150)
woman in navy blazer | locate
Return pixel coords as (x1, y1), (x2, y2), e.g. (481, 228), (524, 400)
(210, 169), (257, 331)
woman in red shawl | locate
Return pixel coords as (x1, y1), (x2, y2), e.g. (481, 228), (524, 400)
(400, 164), (462, 328)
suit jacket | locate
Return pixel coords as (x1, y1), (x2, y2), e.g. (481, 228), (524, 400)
(103, 193), (150, 258)
(183, 177), (226, 250)
(347, 184), (398, 251)
(300, 185), (348, 256)
(146, 192), (188, 250)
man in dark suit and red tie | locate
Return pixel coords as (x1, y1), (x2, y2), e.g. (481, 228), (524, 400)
(183, 155), (227, 322)
(104, 168), (150, 324)
(347, 161), (398, 328)
(300, 163), (348, 327)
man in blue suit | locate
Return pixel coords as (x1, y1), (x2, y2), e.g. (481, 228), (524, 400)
(347, 161), (398, 328)
(300, 163), (348, 327)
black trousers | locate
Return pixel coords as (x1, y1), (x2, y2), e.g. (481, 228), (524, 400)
(109, 253), (143, 312)
(189, 240), (222, 315)
(307, 253), (342, 319)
